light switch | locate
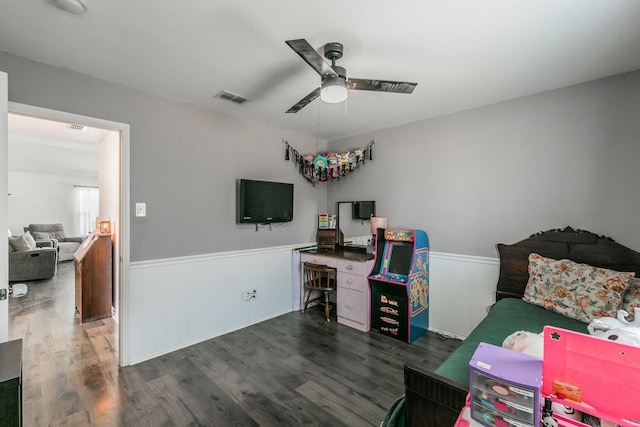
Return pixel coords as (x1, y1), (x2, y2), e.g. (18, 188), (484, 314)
(136, 203), (146, 217)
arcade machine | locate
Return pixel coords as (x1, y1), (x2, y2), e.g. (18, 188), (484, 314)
(368, 228), (429, 343)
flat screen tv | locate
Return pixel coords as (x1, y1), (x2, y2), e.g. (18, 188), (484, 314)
(237, 179), (294, 224)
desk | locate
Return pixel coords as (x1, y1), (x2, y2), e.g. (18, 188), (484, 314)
(74, 233), (112, 323)
(300, 248), (374, 332)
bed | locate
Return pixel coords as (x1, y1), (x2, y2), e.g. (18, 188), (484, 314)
(401, 226), (640, 426)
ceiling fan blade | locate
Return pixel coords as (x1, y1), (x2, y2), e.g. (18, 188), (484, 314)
(286, 39), (335, 77)
(286, 87), (321, 113)
(347, 78), (417, 94)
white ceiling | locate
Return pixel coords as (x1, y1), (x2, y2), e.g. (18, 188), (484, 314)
(1, 0), (640, 141)
(8, 113), (108, 176)
(9, 113), (110, 145)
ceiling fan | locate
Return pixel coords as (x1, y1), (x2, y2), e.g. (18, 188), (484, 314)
(285, 39), (418, 113)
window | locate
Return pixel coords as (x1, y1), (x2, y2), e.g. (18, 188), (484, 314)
(75, 185), (99, 236)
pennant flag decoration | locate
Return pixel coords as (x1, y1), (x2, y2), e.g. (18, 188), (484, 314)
(282, 139), (375, 184)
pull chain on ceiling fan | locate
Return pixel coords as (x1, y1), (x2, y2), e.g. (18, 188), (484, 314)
(285, 38), (417, 113)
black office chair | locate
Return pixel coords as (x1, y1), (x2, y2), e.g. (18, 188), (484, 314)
(302, 262), (337, 322)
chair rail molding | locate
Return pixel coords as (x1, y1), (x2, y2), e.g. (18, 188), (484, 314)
(127, 246), (499, 363)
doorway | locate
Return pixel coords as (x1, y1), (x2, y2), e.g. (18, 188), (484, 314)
(7, 102), (130, 366)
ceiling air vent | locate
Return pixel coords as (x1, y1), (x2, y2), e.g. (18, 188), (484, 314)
(214, 90), (249, 105)
(68, 123), (88, 132)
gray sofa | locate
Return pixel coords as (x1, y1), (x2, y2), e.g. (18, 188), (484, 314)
(27, 223), (84, 262)
(8, 237), (58, 281)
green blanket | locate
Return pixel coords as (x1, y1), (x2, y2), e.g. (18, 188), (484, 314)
(433, 298), (588, 386)
(381, 299), (588, 426)
(380, 395), (405, 427)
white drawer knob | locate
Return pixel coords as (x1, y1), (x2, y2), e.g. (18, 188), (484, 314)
(346, 264), (353, 270)
(347, 278), (353, 284)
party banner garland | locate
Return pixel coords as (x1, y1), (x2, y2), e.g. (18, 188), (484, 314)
(282, 139), (375, 184)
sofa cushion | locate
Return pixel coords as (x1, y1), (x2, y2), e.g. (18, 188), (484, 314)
(24, 232), (37, 249)
(58, 241), (81, 262)
(9, 235), (36, 252)
(31, 230), (67, 241)
(9, 243), (15, 253)
(29, 223), (67, 241)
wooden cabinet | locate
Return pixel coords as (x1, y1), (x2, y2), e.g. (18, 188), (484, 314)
(74, 232), (112, 323)
(300, 252), (373, 332)
(335, 258), (373, 332)
(0, 339), (22, 427)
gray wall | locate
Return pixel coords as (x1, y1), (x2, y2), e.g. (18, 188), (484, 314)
(0, 51), (327, 261)
(4, 50), (640, 261)
(328, 70), (640, 258)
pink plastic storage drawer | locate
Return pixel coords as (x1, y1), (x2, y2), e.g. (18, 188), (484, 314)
(542, 326), (640, 427)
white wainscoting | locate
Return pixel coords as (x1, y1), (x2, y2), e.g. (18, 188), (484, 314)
(126, 246), (499, 364)
(428, 252), (500, 339)
(127, 245), (296, 364)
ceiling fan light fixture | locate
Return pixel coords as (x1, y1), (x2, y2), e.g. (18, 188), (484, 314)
(320, 75), (348, 104)
(55, 0), (86, 15)
(285, 38), (416, 113)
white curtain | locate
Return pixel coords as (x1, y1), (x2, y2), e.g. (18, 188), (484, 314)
(75, 186), (99, 236)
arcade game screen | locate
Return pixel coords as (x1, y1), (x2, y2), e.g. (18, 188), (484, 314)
(385, 242), (413, 280)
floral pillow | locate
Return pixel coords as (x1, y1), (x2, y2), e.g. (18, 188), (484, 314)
(621, 278), (640, 321)
(523, 253), (634, 323)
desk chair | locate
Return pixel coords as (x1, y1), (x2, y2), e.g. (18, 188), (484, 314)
(302, 262), (337, 322)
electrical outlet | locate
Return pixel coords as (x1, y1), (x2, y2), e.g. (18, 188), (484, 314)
(0, 288), (6, 300)
(241, 290), (257, 301)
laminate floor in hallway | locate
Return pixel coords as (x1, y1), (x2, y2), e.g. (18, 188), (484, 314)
(9, 262), (460, 426)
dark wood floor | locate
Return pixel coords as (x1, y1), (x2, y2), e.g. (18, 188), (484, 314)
(9, 262), (460, 426)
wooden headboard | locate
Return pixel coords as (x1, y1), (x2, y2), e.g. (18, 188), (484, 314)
(495, 226), (640, 300)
